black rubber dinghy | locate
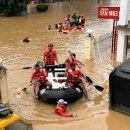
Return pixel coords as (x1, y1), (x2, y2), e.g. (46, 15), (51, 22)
(38, 86), (83, 104)
(33, 61), (83, 104)
(33, 61), (66, 71)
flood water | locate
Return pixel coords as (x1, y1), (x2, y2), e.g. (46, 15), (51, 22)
(0, 0), (130, 130)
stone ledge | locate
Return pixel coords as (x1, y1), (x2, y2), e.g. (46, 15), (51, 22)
(115, 20), (130, 31)
(115, 25), (130, 31)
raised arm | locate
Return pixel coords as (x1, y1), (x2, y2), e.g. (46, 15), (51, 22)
(54, 50), (59, 64)
(30, 72), (35, 82)
(55, 54), (59, 64)
(79, 70), (86, 79)
(77, 60), (84, 67)
(43, 51), (46, 66)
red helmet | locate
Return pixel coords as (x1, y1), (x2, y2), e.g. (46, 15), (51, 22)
(23, 36), (29, 40)
(48, 42), (53, 47)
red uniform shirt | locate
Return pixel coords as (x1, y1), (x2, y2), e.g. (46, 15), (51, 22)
(55, 104), (73, 117)
(66, 57), (79, 69)
(55, 104), (66, 113)
(30, 68), (48, 83)
(68, 69), (83, 83)
(44, 49), (57, 65)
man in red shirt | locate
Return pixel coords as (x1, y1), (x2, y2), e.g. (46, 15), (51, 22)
(65, 63), (88, 99)
(55, 99), (74, 117)
(30, 64), (52, 98)
(43, 42), (59, 77)
(65, 53), (84, 70)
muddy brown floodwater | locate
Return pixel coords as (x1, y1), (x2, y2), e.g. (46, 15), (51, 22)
(0, 0), (130, 130)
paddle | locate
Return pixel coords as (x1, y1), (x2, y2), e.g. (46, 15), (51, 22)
(23, 67), (32, 69)
(85, 76), (93, 84)
(68, 50), (104, 92)
(67, 71), (104, 92)
(22, 78), (40, 92)
(68, 50), (93, 81)
(91, 84), (104, 92)
(83, 78), (104, 92)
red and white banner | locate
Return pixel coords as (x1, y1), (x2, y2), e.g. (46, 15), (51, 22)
(98, 7), (120, 19)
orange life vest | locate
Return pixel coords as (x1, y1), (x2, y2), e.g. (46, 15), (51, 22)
(44, 50), (57, 64)
(68, 69), (81, 83)
(67, 57), (78, 69)
(66, 26), (71, 31)
(55, 104), (65, 113)
(33, 69), (46, 82)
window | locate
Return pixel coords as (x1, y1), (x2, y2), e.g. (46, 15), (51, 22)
(5, 120), (28, 130)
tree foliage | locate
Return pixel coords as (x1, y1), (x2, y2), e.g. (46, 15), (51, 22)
(0, 0), (27, 16)
(36, 4), (48, 12)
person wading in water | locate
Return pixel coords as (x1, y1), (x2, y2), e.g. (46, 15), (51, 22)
(55, 99), (75, 117)
(43, 42), (59, 77)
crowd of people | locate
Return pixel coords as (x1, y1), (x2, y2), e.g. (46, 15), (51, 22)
(48, 11), (86, 32)
(30, 42), (88, 117)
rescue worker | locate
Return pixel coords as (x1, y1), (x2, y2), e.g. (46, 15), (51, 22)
(55, 99), (74, 117)
(65, 63), (88, 99)
(65, 52), (84, 69)
(64, 18), (71, 29)
(55, 24), (58, 29)
(23, 36), (30, 42)
(58, 23), (63, 32)
(30, 64), (52, 98)
(71, 11), (78, 28)
(48, 25), (51, 30)
(66, 14), (71, 22)
(43, 42), (59, 77)
(77, 16), (82, 30)
(80, 14), (86, 28)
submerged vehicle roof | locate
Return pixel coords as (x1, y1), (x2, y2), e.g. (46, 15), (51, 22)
(0, 113), (31, 128)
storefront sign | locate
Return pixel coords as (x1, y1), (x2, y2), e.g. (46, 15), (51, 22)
(98, 7), (120, 19)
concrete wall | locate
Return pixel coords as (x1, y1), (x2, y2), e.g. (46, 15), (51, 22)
(0, 59), (9, 105)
